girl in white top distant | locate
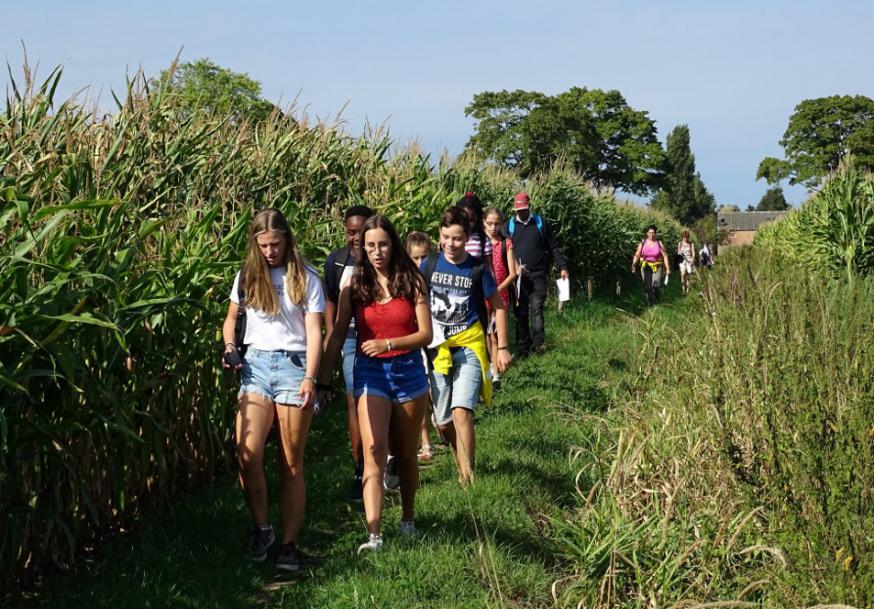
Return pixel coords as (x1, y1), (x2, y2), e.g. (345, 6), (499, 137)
(221, 208), (325, 573)
(676, 230), (696, 296)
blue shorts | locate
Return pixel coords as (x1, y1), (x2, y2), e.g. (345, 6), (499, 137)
(353, 351), (429, 404)
(239, 348), (308, 406)
(341, 335), (356, 395)
(430, 347), (482, 425)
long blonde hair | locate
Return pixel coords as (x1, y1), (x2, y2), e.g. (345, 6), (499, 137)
(242, 208), (308, 314)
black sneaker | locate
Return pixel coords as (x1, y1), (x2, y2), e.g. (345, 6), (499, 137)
(347, 473), (363, 502)
(247, 525), (275, 562)
(276, 542), (301, 572)
(383, 455), (400, 492)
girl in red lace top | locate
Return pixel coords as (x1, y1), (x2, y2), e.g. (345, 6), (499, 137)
(318, 215), (432, 554)
(484, 207), (518, 382)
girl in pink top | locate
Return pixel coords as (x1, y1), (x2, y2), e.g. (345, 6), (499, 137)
(319, 215), (432, 554)
(631, 224), (671, 306)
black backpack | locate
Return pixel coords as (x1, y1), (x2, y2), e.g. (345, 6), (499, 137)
(422, 253), (489, 336)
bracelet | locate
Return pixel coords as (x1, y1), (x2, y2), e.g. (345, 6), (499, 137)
(498, 346), (510, 351)
(302, 376), (316, 384)
(225, 342), (236, 349)
(385, 339), (393, 352)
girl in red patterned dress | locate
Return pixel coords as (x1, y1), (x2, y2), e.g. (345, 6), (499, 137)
(483, 207), (518, 385)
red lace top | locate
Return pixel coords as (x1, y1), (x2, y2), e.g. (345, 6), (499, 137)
(355, 297), (418, 358)
(490, 238), (513, 309)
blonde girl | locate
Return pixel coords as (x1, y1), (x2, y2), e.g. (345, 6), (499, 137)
(221, 208), (325, 572)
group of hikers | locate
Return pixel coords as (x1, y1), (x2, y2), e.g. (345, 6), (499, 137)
(219, 192), (711, 572)
(632, 226), (714, 304)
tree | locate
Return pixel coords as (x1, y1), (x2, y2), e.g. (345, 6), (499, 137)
(157, 59), (276, 122)
(464, 87), (665, 195)
(757, 95), (874, 188)
(651, 125), (715, 225)
(756, 186), (789, 211)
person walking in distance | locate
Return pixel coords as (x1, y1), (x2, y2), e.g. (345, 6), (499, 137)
(323, 205), (374, 502)
(631, 224), (671, 306)
(676, 230), (696, 296)
(221, 208), (325, 572)
(504, 193), (568, 356)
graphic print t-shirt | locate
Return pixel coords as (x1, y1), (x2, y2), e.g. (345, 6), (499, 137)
(422, 253), (496, 347)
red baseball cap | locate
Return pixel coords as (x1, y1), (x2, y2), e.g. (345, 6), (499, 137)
(513, 192), (530, 210)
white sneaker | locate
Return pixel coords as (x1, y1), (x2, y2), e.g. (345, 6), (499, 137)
(357, 533), (384, 555)
(399, 520), (417, 538)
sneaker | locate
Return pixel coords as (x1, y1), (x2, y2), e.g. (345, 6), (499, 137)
(276, 541), (301, 572)
(399, 520), (417, 538)
(384, 456), (400, 492)
(357, 533), (384, 555)
(347, 472), (363, 502)
(247, 525), (276, 562)
(535, 343), (548, 354)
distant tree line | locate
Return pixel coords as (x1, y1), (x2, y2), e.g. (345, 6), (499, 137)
(161, 61), (874, 228)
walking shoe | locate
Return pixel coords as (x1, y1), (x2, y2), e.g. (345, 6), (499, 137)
(383, 455), (400, 492)
(247, 525), (276, 562)
(535, 343), (548, 354)
(276, 541), (301, 572)
(357, 533), (384, 555)
(417, 445), (432, 463)
(347, 472), (363, 502)
(399, 520), (417, 538)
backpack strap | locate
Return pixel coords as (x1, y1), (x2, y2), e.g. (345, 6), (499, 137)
(334, 246), (352, 291)
(423, 253), (439, 290)
(508, 217), (516, 237)
(237, 269), (246, 304)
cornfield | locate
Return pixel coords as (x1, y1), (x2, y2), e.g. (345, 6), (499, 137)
(0, 63), (682, 589)
(755, 155), (874, 281)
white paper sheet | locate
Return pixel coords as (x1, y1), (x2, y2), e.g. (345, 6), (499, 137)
(556, 277), (571, 302)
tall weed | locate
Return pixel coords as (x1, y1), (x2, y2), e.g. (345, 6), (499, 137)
(556, 250), (872, 607)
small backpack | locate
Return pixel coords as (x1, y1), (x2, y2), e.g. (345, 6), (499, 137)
(508, 213), (544, 238)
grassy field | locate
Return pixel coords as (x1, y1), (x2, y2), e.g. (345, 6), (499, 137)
(9, 282), (684, 609)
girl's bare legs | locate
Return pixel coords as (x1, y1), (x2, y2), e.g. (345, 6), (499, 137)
(390, 394), (428, 521)
(357, 395), (393, 535)
(236, 394), (275, 525)
(275, 403), (314, 544)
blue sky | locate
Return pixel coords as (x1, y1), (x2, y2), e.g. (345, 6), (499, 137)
(4, 0), (873, 207)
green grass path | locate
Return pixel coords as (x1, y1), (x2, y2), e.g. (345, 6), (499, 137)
(15, 288), (684, 609)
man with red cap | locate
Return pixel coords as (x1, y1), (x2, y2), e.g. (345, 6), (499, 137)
(504, 192), (569, 356)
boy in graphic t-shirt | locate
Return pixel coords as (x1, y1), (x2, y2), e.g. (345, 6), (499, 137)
(422, 206), (512, 485)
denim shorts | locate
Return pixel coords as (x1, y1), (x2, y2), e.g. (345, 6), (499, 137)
(430, 347), (482, 425)
(353, 351), (429, 404)
(239, 348), (308, 406)
(341, 335), (356, 395)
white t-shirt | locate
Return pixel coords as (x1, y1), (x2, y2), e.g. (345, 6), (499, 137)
(230, 266), (325, 352)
